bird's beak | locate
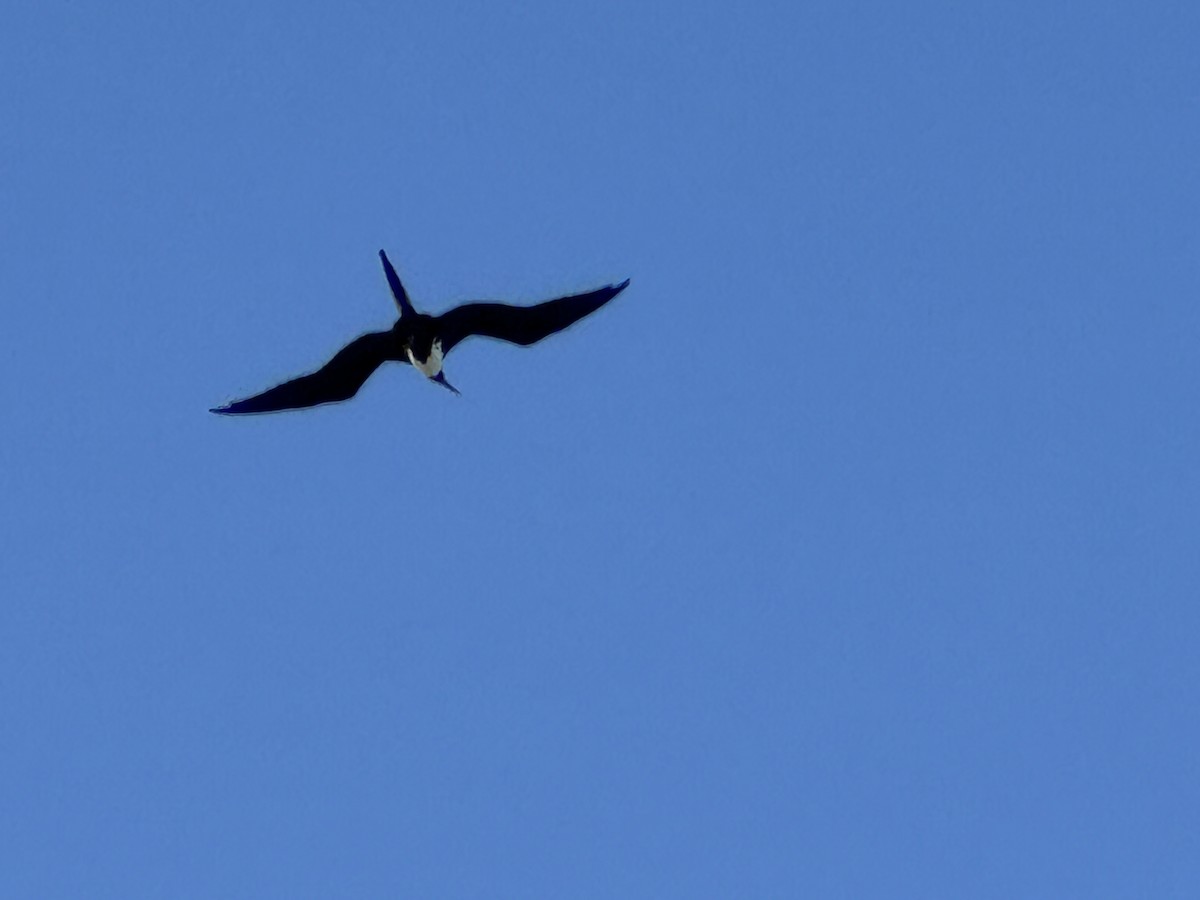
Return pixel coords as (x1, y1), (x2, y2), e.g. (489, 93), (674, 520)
(431, 371), (461, 396)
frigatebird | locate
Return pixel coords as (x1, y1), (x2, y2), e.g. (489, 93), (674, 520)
(210, 250), (629, 415)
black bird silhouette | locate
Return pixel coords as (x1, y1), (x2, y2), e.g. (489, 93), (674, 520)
(211, 250), (629, 415)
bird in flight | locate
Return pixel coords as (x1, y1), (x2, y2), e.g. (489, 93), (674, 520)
(211, 250), (629, 415)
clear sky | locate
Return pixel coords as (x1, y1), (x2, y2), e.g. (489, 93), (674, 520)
(3, 0), (1199, 896)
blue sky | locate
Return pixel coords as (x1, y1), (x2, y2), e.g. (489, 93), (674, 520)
(3, 0), (1199, 895)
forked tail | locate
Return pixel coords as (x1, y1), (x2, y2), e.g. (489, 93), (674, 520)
(379, 249), (417, 318)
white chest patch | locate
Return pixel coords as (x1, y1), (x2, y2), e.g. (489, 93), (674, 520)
(407, 339), (444, 377)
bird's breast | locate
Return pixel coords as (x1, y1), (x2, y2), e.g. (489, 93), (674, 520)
(406, 338), (444, 377)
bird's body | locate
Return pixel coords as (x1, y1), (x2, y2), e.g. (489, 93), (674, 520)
(211, 250), (629, 415)
(406, 338), (444, 379)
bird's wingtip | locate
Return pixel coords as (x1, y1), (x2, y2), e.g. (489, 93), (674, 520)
(615, 277), (631, 292)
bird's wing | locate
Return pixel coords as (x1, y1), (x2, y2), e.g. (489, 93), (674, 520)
(211, 330), (398, 415)
(435, 279), (630, 355)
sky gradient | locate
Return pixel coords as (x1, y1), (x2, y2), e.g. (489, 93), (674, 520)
(3, 0), (1199, 896)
